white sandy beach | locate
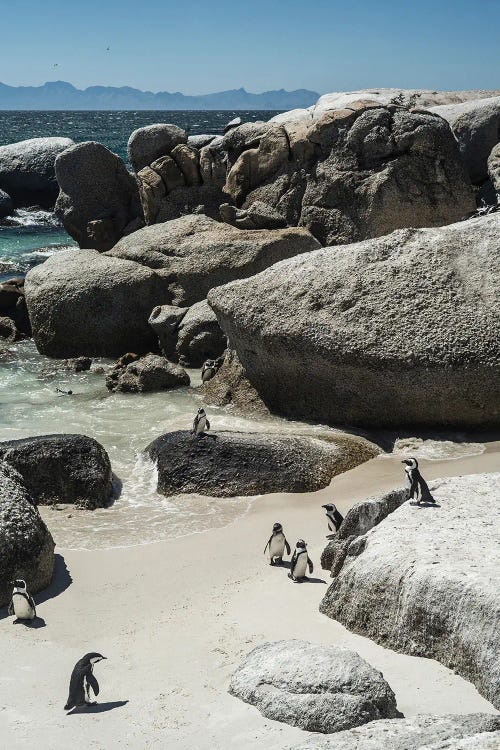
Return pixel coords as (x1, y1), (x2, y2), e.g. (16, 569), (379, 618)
(1, 445), (499, 750)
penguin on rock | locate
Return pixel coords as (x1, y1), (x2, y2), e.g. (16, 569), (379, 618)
(402, 458), (436, 504)
(322, 503), (344, 534)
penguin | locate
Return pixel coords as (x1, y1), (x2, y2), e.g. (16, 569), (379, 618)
(402, 458), (436, 504)
(191, 407), (210, 437)
(64, 653), (107, 711)
(56, 387), (73, 395)
(263, 522), (291, 565)
(322, 503), (344, 533)
(288, 540), (314, 581)
(201, 360), (217, 383)
(8, 579), (36, 621)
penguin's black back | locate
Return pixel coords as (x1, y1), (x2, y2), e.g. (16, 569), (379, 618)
(64, 658), (92, 710)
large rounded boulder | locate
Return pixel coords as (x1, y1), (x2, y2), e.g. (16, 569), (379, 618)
(229, 640), (400, 733)
(0, 137), (73, 208)
(128, 124), (187, 173)
(145, 430), (378, 497)
(0, 434), (113, 509)
(54, 141), (143, 251)
(24, 248), (171, 357)
(209, 213), (500, 428)
(0, 463), (55, 607)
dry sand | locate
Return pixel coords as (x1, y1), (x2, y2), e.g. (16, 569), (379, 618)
(1, 444), (499, 749)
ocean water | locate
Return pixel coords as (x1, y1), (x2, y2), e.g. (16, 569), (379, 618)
(0, 110), (285, 549)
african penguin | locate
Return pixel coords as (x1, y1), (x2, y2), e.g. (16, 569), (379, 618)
(191, 408), (210, 436)
(8, 579), (36, 621)
(263, 522), (291, 565)
(64, 653), (107, 711)
(402, 458), (436, 504)
(288, 540), (314, 581)
(322, 503), (344, 533)
(201, 360), (217, 383)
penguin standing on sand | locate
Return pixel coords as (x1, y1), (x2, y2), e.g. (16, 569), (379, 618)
(322, 503), (344, 533)
(402, 458), (436, 504)
(191, 408), (210, 437)
(8, 579), (36, 621)
(288, 540), (314, 581)
(64, 653), (107, 711)
(264, 522), (291, 565)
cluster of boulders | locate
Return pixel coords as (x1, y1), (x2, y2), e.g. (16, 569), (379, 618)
(105, 352), (190, 393)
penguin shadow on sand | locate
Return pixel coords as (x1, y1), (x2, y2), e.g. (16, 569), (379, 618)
(409, 501), (442, 509)
(291, 575), (327, 585)
(66, 701), (129, 715)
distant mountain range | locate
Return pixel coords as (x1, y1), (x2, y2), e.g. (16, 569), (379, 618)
(0, 81), (319, 111)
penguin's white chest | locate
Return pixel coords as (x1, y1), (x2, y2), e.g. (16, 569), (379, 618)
(12, 594), (35, 620)
(196, 416), (207, 434)
(405, 468), (412, 486)
(293, 552), (308, 578)
(269, 533), (285, 558)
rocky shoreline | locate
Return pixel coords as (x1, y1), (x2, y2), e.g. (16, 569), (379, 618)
(0, 87), (499, 746)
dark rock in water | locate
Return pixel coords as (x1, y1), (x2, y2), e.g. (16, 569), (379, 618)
(201, 349), (268, 415)
(176, 300), (226, 367)
(0, 188), (13, 219)
(229, 640), (400, 733)
(63, 356), (92, 372)
(0, 434), (113, 510)
(321, 487), (408, 575)
(0, 137), (74, 208)
(319, 473), (500, 709)
(128, 124), (188, 173)
(0, 462), (55, 607)
(106, 353), (190, 393)
(0, 315), (23, 341)
(146, 429), (379, 498)
(209, 214), (500, 428)
(290, 714), (500, 750)
(25, 248), (170, 357)
(149, 305), (189, 358)
(108, 214), (321, 307)
(54, 141), (143, 251)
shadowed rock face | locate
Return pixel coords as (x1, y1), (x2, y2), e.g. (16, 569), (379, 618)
(145, 430), (379, 498)
(0, 137), (74, 208)
(175, 300), (227, 367)
(201, 349), (268, 415)
(290, 715), (500, 750)
(319, 473), (500, 709)
(0, 188), (13, 218)
(54, 141), (143, 251)
(229, 640), (400, 733)
(429, 96), (500, 184)
(208, 214), (500, 428)
(128, 123), (188, 173)
(0, 434), (113, 510)
(0, 463), (55, 607)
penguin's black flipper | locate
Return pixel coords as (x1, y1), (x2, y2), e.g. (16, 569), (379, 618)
(333, 509), (344, 530)
(290, 550), (298, 575)
(87, 673), (100, 697)
(8, 599), (14, 616)
(205, 419), (211, 431)
(307, 557), (314, 575)
(28, 595), (36, 615)
(417, 474), (436, 504)
(285, 538), (291, 556)
(263, 536), (272, 554)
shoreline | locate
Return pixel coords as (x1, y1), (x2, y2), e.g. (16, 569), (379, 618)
(2, 446), (498, 749)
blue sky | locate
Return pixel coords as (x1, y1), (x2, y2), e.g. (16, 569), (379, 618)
(1, 0), (499, 93)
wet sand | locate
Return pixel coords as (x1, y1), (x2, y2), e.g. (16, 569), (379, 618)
(1, 444), (499, 749)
